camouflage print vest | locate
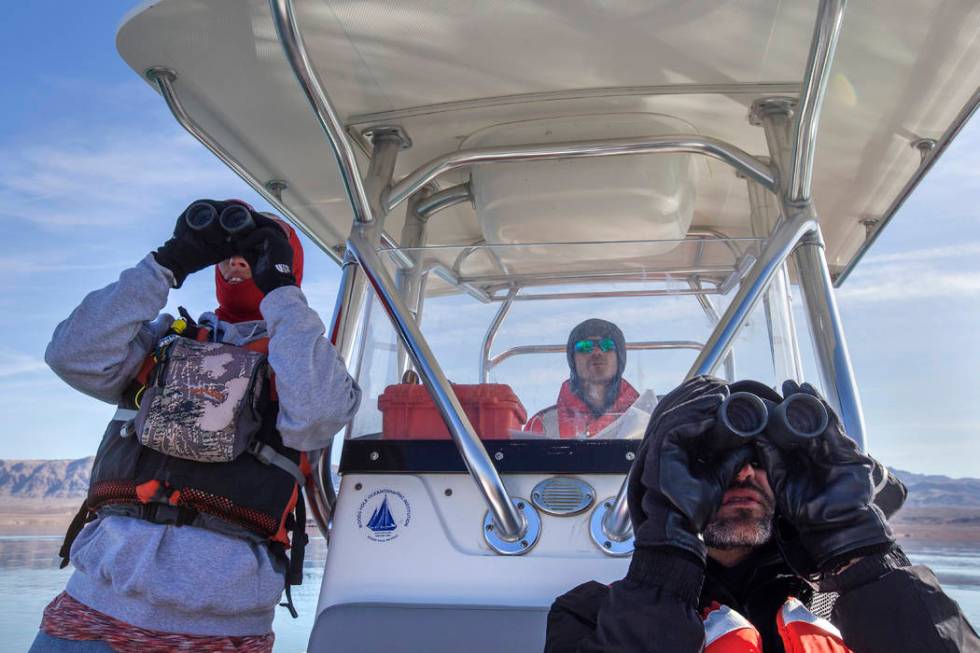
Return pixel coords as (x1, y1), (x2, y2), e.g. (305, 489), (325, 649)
(135, 336), (267, 463)
(62, 321), (310, 613)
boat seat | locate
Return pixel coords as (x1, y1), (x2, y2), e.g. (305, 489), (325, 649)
(307, 602), (548, 652)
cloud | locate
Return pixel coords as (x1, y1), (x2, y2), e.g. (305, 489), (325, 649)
(0, 349), (48, 378)
(841, 268), (980, 303)
(0, 127), (232, 230)
(0, 256), (131, 273)
(840, 242), (980, 303)
(861, 242), (980, 265)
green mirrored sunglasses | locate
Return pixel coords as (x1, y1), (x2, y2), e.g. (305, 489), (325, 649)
(574, 337), (616, 354)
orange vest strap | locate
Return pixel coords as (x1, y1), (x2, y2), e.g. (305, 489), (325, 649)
(242, 337), (276, 399)
(242, 337), (269, 354)
(703, 599), (853, 653)
(776, 597), (851, 653)
(704, 604), (763, 653)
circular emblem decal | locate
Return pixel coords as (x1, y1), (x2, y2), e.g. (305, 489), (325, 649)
(356, 488), (412, 542)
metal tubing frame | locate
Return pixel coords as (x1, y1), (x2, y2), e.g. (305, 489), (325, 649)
(748, 176), (804, 382)
(306, 448), (336, 539)
(329, 254), (371, 377)
(601, 0), (849, 545)
(145, 67), (342, 263)
(303, 253), (371, 538)
(384, 135), (776, 212)
(718, 253), (759, 294)
(363, 133), (403, 231)
(416, 182), (473, 217)
(395, 190), (432, 378)
(763, 259), (804, 381)
(430, 264), (494, 303)
(480, 289), (516, 383)
(312, 135), (405, 534)
(787, 0), (846, 204)
(347, 233), (526, 540)
(463, 264), (736, 288)
(396, 183), (474, 375)
(271, 0), (526, 544)
(501, 287), (718, 302)
(488, 340), (704, 371)
(686, 209), (817, 377)
(690, 278), (736, 381)
(269, 0), (375, 224)
(794, 232), (866, 444)
(752, 71), (865, 444)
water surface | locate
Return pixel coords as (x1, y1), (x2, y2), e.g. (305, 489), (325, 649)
(1, 536), (977, 652)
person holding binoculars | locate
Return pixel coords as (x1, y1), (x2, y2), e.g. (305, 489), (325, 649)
(33, 200), (361, 652)
(545, 376), (979, 653)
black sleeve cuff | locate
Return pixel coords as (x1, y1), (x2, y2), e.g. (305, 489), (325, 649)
(626, 546), (705, 604)
(819, 545), (911, 593)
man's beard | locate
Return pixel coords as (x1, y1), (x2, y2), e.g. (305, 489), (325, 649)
(703, 480), (775, 550)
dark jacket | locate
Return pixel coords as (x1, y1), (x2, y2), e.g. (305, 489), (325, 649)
(545, 544), (980, 653)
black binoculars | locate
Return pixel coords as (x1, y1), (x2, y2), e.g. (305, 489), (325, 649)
(183, 201), (255, 235)
(710, 391), (829, 450)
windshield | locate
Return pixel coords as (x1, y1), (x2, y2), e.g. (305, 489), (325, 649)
(345, 237), (787, 447)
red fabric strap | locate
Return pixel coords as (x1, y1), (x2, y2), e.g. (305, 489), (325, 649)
(40, 592), (273, 653)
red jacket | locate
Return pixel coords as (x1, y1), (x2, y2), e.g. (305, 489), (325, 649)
(525, 379), (640, 438)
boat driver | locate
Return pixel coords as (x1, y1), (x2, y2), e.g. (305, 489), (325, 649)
(32, 201), (361, 652)
(524, 318), (640, 438)
(545, 376), (979, 653)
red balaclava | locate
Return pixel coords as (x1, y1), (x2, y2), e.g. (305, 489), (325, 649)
(215, 213), (305, 323)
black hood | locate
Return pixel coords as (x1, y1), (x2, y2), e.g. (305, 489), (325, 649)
(566, 318), (627, 416)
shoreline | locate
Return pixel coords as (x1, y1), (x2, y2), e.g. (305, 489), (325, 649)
(0, 500), (82, 537)
(1, 501), (978, 545)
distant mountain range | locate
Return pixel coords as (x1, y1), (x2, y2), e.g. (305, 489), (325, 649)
(0, 457), (94, 500)
(891, 468), (980, 508)
(1, 457), (979, 507)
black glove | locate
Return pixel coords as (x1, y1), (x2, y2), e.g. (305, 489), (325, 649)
(756, 381), (894, 573)
(628, 375), (755, 564)
(236, 225), (297, 294)
(153, 200), (238, 288)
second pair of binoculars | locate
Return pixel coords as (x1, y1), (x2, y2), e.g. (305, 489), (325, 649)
(184, 201), (255, 235)
(708, 390), (830, 451)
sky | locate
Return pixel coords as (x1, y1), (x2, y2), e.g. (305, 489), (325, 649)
(1, 3), (978, 477)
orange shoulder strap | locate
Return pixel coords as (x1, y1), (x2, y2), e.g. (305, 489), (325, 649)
(242, 337), (276, 399)
(776, 597), (852, 653)
(703, 603), (763, 653)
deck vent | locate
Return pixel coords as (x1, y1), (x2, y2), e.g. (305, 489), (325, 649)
(531, 477), (595, 516)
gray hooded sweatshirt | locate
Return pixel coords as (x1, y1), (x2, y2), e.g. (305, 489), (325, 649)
(44, 255), (361, 636)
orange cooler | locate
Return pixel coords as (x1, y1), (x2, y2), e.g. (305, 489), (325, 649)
(378, 383), (527, 440)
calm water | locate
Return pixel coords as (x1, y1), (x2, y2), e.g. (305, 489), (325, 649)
(1, 536), (978, 652)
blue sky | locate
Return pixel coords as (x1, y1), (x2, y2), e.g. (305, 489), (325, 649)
(1, 3), (978, 477)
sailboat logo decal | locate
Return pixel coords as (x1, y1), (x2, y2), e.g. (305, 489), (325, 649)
(356, 488), (412, 542)
(366, 497), (397, 532)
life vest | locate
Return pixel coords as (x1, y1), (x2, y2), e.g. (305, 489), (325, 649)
(60, 318), (310, 616)
(704, 598), (852, 653)
(525, 379), (640, 437)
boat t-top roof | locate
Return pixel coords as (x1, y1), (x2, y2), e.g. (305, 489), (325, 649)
(117, 0), (980, 285)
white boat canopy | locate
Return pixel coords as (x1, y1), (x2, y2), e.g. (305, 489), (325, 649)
(118, 0), (980, 282)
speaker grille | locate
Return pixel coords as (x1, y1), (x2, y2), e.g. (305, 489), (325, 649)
(531, 477), (595, 516)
